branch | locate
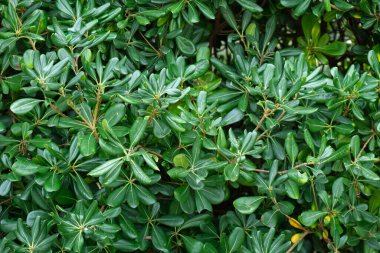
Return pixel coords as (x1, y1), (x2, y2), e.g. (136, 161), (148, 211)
(49, 103), (67, 117)
(286, 231), (310, 253)
(91, 84), (102, 141)
(247, 161), (313, 175)
(355, 132), (376, 161)
(257, 129), (268, 141)
(139, 31), (161, 57)
(257, 109), (285, 141)
(217, 149), (232, 163)
(293, 162), (311, 169)
(142, 147), (163, 159)
(254, 109), (271, 132)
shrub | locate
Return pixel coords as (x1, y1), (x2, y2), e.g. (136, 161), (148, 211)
(1, 0), (380, 252)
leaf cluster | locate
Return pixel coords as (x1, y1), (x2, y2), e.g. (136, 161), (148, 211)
(1, 0), (380, 253)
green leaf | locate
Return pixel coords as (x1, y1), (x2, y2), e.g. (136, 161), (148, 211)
(320, 145), (350, 164)
(222, 108), (244, 126)
(104, 104), (126, 126)
(350, 135), (360, 158)
(156, 215), (184, 227)
(368, 50), (380, 77)
(88, 157), (123, 177)
(236, 0), (263, 12)
(233, 196), (266, 214)
(153, 119), (171, 138)
(285, 180), (300, 199)
(107, 186), (127, 207)
(113, 240), (139, 252)
(293, 0), (311, 17)
(129, 117), (149, 147)
(285, 132), (298, 166)
(152, 225), (168, 252)
(169, 1), (185, 14)
(318, 41), (347, 56)
(129, 159), (152, 184)
(136, 15), (150, 26)
(360, 166), (380, 181)
(72, 174), (93, 200)
(176, 36), (196, 56)
(44, 172), (62, 192)
(57, 0), (75, 17)
(10, 98), (42, 115)
(261, 210), (280, 227)
(228, 227), (244, 252)
(332, 177), (344, 199)
(79, 133), (97, 157)
(0, 135), (18, 146)
(220, 6), (238, 31)
(324, 0), (331, 12)
(173, 154), (190, 169)
(304, 129), (315, 154)
(12, 158), (39, 176)
(298, 210), (327, 226)
(197, 91), (207, 115)
(182, 235), (203, 253)
(0, 180), (11, 196)
(287, 169), (308, 185)
(194, 0), (215, 19)
(224, 163), (240, 182)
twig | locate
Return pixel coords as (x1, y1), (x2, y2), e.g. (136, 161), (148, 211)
(142, 147), (163, 159)
(256, 110), (285, 141)
(286, 231), (310, 253)
(136, 145), (163, 159)
(250, 168), (287, 175)
(293, 162), (311, 169)
(245, 161), (313, 175)
(27, 38), (36, 50)
(355, 132), (376, 161)
(257, 129), (268, 141)
(254, 109), (271, 132)
(0, 197), (13, 205)
(276, 109), (286, 122)
(67, 100), (99, 140)
(217, 149), (232, 163)
(91, 84), (102, 141)
(139, 31), (161, 57)
(49, 103), (67, 117)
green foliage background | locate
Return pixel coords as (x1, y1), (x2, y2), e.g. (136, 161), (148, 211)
(1, 0), (380, 252)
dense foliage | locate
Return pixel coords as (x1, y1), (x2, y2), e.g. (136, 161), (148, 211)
(1, 0), (380, 252)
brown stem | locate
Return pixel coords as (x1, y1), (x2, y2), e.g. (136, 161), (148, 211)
(355, 132), (376, 161)
(217, 149), (232, 163)
(49, 103), (67, 117)
(257, 130), (268, 141)
(148, 109), (157, 126)
(249, 168), (286, 175)
(256, 110), (285, 141)
(67, 100), (99, 140)
(139, 31), (161, 57)
(286, 231), (310, 253)
(27, 38), (36, 50)
(91, 85), (102, 141)
(254, 109), (271, 132)
(141, 146), (163, 159)
(0, 197), (13, 205)
(74, 57), (79, 73)
(277, 109), (286, 122)
(293, 162), (311, 169)
(247, 161), (313, 175)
